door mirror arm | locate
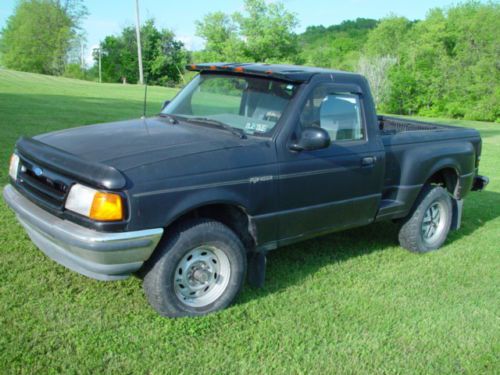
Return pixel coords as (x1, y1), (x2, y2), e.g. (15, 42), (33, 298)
(289, 143), (305, 152)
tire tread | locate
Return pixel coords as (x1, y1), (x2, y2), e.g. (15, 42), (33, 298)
(143, 218), (246, 317)
(398, 185), (452, 253)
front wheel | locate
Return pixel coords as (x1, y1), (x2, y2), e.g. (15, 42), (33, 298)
(398, 185), (453, 253)
(143, 219), (246, 317)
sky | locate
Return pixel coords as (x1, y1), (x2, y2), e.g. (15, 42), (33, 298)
(0, 0), (470, 65)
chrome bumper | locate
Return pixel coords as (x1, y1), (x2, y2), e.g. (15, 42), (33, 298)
(3, 184), (163, 281)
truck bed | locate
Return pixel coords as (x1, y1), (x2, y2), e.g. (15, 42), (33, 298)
(378, 115), (480, 145)
(378, 115), (452, 135)
(376, 115), (481, 221)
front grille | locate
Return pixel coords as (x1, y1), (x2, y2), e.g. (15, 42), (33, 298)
(17, 156), (71, 210)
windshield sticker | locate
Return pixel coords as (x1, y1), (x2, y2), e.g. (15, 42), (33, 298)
(245, 122), (270, 133)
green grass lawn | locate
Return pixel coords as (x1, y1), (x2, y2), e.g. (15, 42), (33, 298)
(0, 69), (498, 374)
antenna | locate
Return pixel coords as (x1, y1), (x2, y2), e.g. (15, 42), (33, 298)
(142, 78), (148, 119)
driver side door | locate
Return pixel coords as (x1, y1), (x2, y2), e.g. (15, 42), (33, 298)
(275, 83), (385, 244)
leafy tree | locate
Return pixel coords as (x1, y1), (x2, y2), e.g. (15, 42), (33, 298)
(63, 62), (87, 80)
(357, 55), (397, 107)
(97, 19), (188, 86)
(441, 1), (500, 121)
(384, 65), (419, 115)
(380, 2), (500, 121)
(363, 16), (413, 57)
(235, 0), (299, 63)
(301, 18), (378, 46)
(194, 12), (245, 63)
(196, 12), (236, 58)
(195, 0), (300, 63)
(0, 0), (87, 75)
(299, 18), (378, 70)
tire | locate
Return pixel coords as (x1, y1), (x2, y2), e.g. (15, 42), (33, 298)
(398, 185), (453, 253)
(143, 219), (246, 317)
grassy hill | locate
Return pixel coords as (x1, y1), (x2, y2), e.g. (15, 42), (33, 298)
(0, 70), (499, 373)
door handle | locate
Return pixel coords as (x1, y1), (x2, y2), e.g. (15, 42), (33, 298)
(361, 156), (376, 166)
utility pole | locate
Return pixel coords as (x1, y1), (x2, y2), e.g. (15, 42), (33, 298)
(80, 41), (84, 70)
(93, 46), (102, 83)
(98, 47), (102, 83)
(134, 0), (144, 85)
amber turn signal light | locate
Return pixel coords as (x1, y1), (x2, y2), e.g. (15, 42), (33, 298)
(89, 192), (123, 221)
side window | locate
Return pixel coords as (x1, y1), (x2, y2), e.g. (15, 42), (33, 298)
(300, 86), (364, 141)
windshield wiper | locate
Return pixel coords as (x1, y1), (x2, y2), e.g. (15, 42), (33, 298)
(185, 117), (247, 139)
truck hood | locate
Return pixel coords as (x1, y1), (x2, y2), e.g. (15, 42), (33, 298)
(34, 117), (247, 172)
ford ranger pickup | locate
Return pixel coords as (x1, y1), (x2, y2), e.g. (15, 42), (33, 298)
(4, 63), (489, 317)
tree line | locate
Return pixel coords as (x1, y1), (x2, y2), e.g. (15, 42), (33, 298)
(194, 0), (498, 122)
(0, 0), (498, 122)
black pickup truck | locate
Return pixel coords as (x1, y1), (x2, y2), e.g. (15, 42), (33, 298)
(4, 63), (488, 317)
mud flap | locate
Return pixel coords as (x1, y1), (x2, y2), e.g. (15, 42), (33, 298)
(247, 251), (267, 288)
(451, 198), (463, 231)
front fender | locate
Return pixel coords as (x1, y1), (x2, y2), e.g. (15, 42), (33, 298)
(130, 181), (252, 231)
(162, 186), (252, 227)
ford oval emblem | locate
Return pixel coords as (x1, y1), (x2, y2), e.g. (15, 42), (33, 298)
(33, 166), (43, 177)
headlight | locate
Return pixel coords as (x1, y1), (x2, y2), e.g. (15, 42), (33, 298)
(65, 183), (124, 221)
(9, 154), (20, 181)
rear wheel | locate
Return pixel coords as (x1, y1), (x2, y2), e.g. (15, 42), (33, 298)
(143, 219), (246, 317)
(398, 185), (452, 253)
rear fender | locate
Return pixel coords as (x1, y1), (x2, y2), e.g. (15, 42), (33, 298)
(399, 141), (474, 185)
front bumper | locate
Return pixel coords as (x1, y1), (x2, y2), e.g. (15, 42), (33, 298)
(3, 184), (163, 281)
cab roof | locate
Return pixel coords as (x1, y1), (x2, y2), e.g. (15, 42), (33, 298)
(186, 62), (357, 83)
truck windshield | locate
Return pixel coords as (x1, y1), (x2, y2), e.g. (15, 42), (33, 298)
(162, 74), (298, 137)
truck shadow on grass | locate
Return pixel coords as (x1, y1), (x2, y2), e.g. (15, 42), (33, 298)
(236, 189), (500, 304)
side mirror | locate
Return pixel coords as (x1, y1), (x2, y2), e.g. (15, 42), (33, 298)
(290, 127), (331, 152)
(161, 100), (170, 111)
